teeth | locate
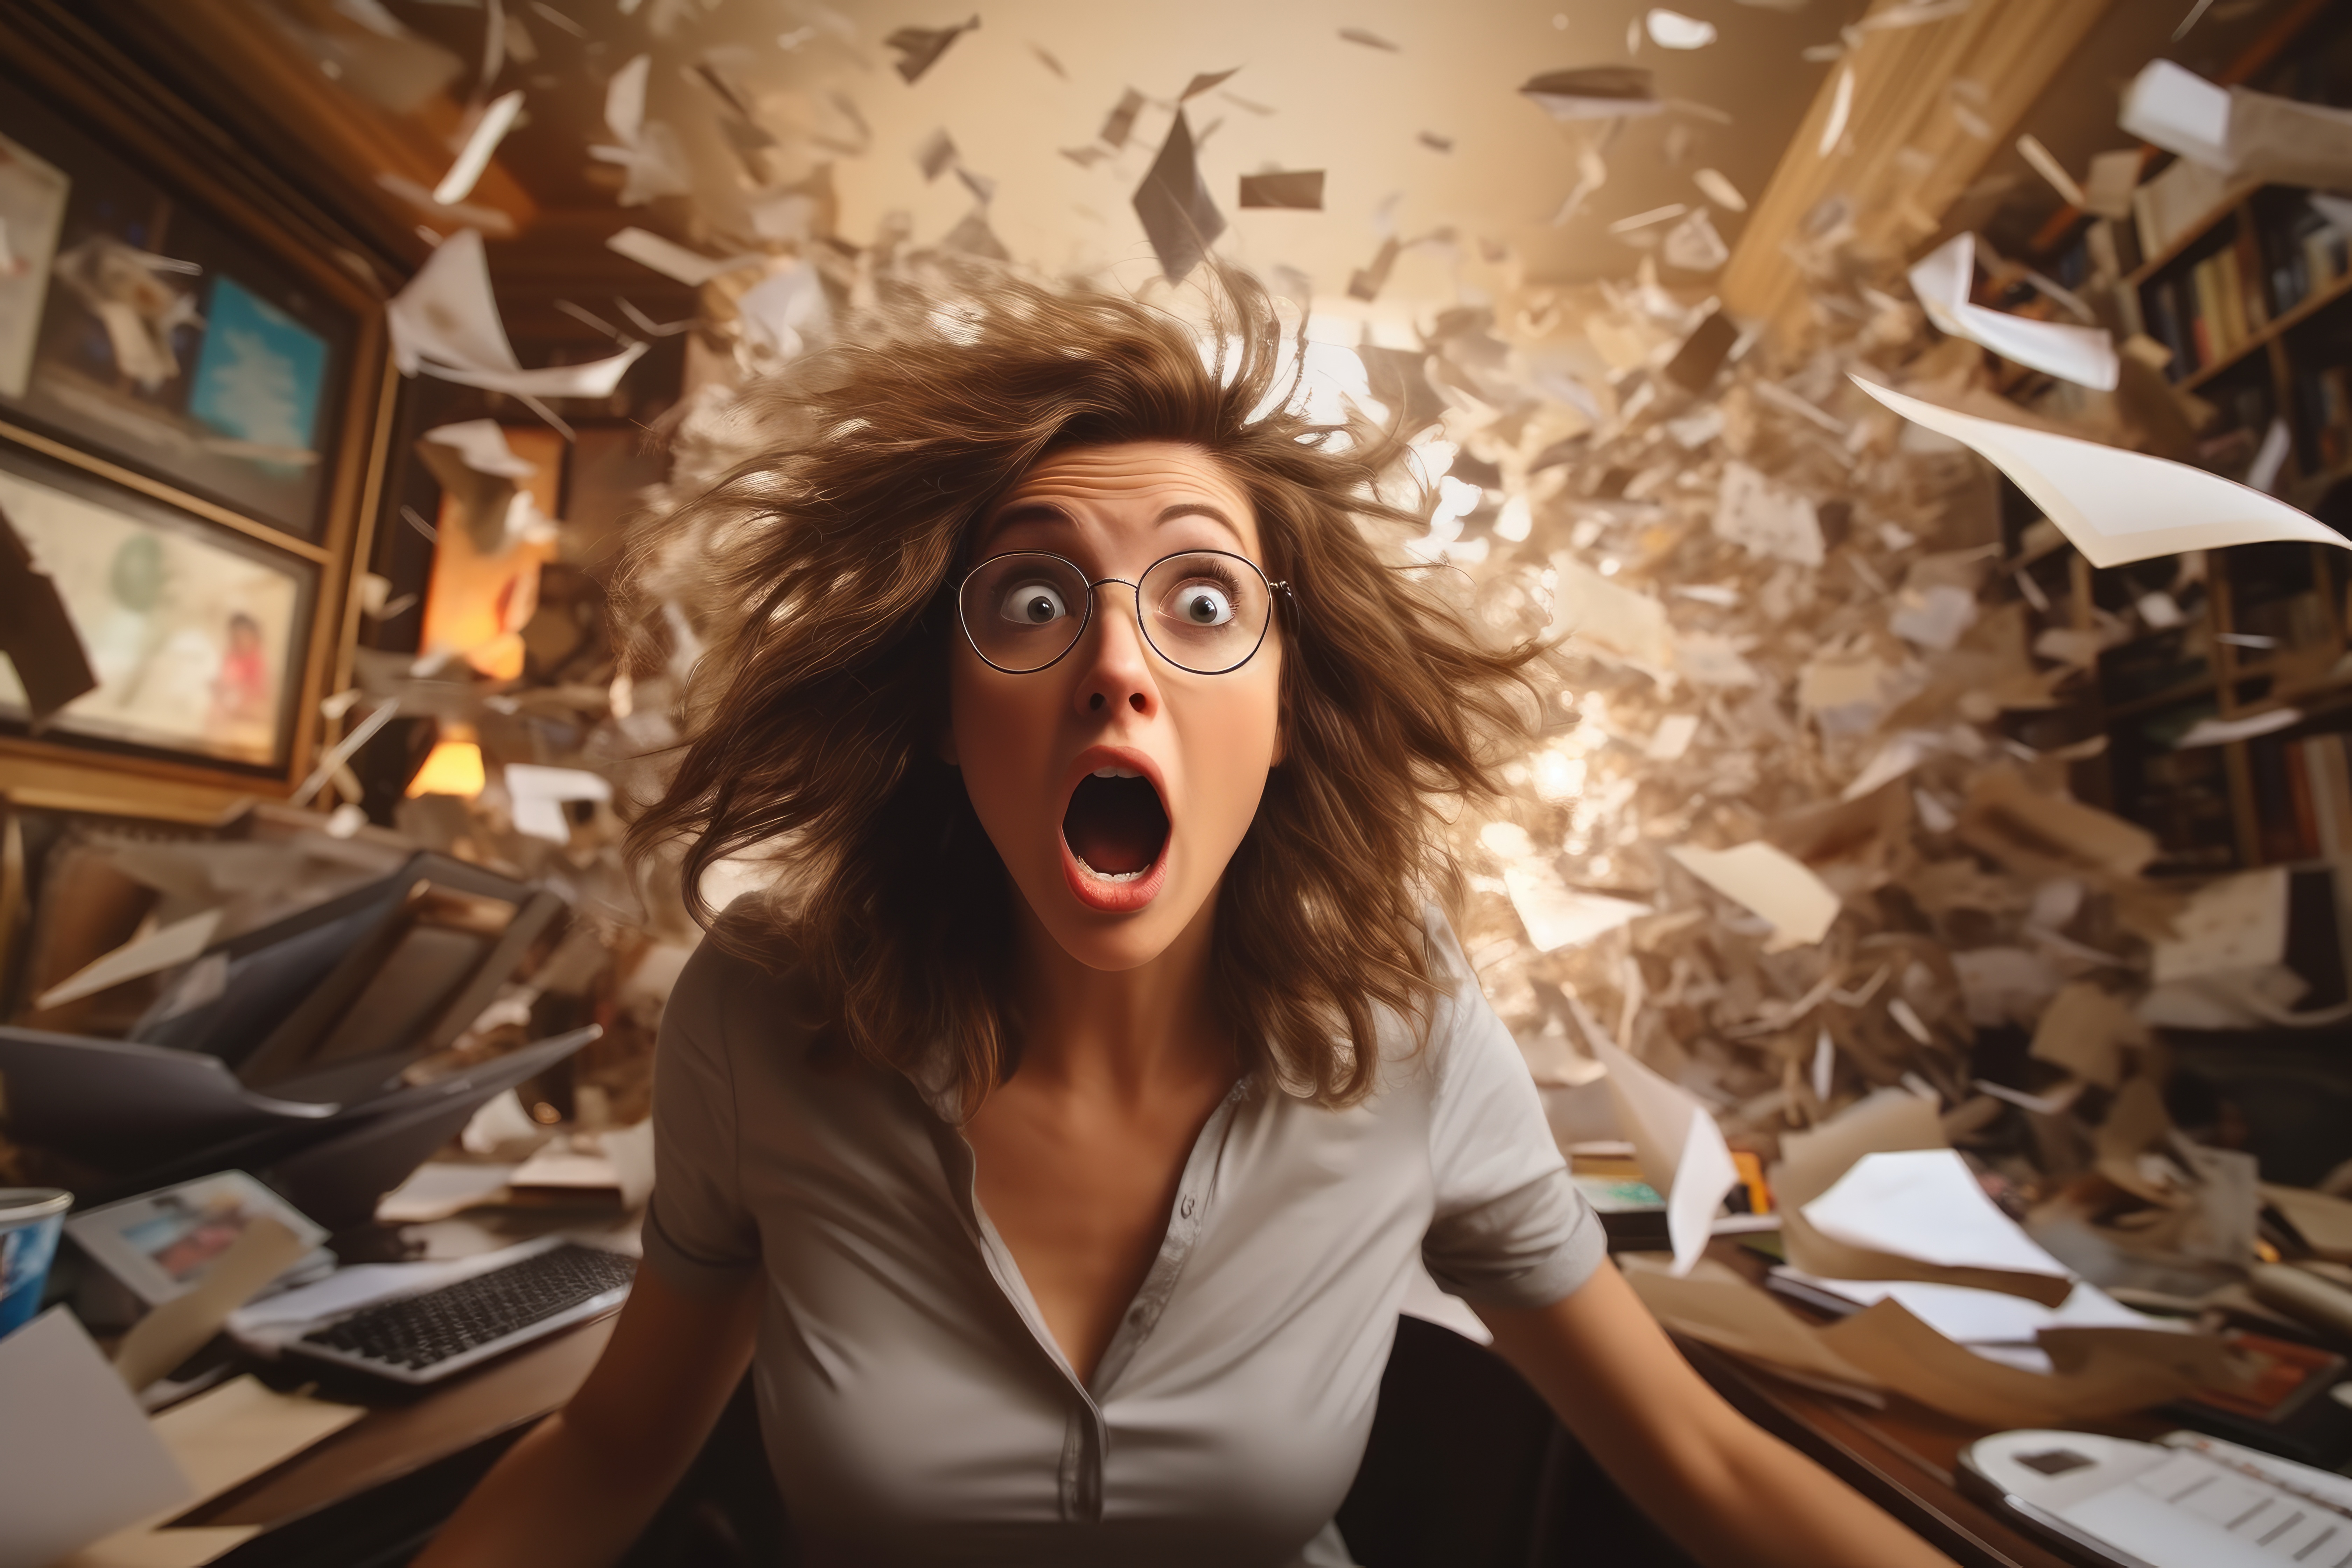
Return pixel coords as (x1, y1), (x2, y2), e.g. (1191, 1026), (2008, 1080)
(1090, 766), (1143, 779)
(1071, 850), (1146, 882)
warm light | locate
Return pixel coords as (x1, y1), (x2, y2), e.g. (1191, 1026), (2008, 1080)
(408, 740), (486, 798)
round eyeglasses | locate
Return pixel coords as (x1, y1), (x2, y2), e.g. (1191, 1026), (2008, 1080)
(956, 549), (1291, 676)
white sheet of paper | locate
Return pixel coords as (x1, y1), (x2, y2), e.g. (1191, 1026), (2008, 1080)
(375, 1161), (516, 1223)
(1772, 1269), (2168, 1342)
(1668, 841), (1840, 948)
(606, 226), (762, 287)
(114, 1218), (313, 1393)
(504, 763), (613, 844)
(35, 909), (221, 1010)
(388, 230), (646, 399)
(1591, 1037), (1739, 1276)
(1908, 233), (2118, 390)
(2151, 868), (2289, 984)
(0, 1309), (190, 1568)
(1504, 859), (1651, 952)
(422, 419), (538, 478)
(1647, 712), (1701, 761)
(433, 89), (524, 207)
(2175, 708), (2301, 748)
(1850, 376), (2348, 569)
(1801, 1149), (2072, 1279)
(737, 262), (830, 360)
(1715, 461), (1823, 565)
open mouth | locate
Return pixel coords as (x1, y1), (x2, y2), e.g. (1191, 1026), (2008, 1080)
(1062, 769), (1170, 882)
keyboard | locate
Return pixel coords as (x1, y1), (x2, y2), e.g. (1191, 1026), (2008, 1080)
(287, 1241), (636, 1384)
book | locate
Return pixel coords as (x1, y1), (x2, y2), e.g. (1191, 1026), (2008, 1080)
(2189, 258), (2221, 367)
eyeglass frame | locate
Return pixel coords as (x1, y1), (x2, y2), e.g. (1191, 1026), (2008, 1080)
(953, 548), (1296, 677)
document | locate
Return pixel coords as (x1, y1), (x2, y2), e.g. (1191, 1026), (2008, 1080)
(1666, 841), (1840, 950)
(1801, 1149), (2072, 1280)
(0, 1309), (190, 1568)
(388, 230), (646, 400)
(1907, 232), (2118, 390)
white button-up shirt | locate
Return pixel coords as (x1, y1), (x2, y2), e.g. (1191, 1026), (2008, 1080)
(643, 908), (1602, 1567)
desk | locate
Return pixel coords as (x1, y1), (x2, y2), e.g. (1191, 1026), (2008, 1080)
(1678, 1239), (2168, 1568)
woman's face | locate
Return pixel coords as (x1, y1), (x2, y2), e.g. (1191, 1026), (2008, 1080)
(947, 441), (1284, 973)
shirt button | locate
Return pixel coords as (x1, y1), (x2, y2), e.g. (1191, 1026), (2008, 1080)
(1180, 1196), (1196, 1218)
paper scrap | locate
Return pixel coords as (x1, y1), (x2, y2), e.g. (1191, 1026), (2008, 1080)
(1647, 712), (1700, 762)
(1551, 555), (1674, 672)
(388, 230), (647, 400)
(422, 419), (538, 479)
(2151, 868), (2287, 985)
(0, 1309), (190, 1568)
(114, 1217), (312, 1393)
(434, 89), (524, 207)
(1621, 1257), (1886, 1401)
(1667, 841), (1840, 950)
(1590, 1036), (1740, 1276)
(884, 16), (978, 83)
(606, 227), (762, 287)
(1520, 66), (1660, 121)
(1504, 859), (1651, 952)
(1819, 66), (1854, 156)
(1907, 233), (2118, 390)
(1692, 167), (1746, 212)
(1132, 110), (1225, 282)
(376, 1161), (515, 1223)
(2029, 982), (2146, 1088)
(1715, 461), (1823, 565)
(1645, 9), (1716, 49)
(34, 909), (222, 1011)
(1775, 1086), (1951, 1210)
(1803, 1149), (2072, 1280)
(1238, 170), (1324, 210)
(2174, 708), (2301, 748)
(1850, 376), (2347, 569)
(505, 763), (614, 843)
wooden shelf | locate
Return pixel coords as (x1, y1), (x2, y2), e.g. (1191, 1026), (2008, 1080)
(2179, 265), (2352, 392)
(2125, 183), (2263, 289)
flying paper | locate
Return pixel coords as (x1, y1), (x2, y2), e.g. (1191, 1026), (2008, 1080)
(1820, 65), (1854, 156)
(1132, 110), (1225, 283)
(1238, 170), (1324, 210)
(1801, 1148), (2073, 1280)
(1504, 858), (1651, 952)
(1907, 233), (2118, 390)
(1339, 27), (1400, 50)
(1645, 9), (1717, 49)
(2123, 59), (2352, 191)
(885, 16), (978, 84)
(1520, 66), (1660, 121)
(1590, 1034), (1741, 1276)
(735, 261), (831, 362)
(388, 230), (647, 401)
(609, 225), (761, 286)
(422, 419), (539, 479)
(1692, 167), (1746, 211)
(505, 763), (612, 843)
(1667, 841), (1841, 949)
(1100, 88), (1146, 148)
(1849, 376), (2347, 569)
(591, 55), (693, 206)
(917, 127), (957, 181)
(434, 89), (524, 207)
(1181, 68), (1240, 100)
(1715, 462), (1823, 566)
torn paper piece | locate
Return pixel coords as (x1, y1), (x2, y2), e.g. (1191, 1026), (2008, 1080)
(2151, 868), (2288, 986)
(34, 909), (223, 1011)
(1958, 767), (2158, 881)
(1339, 26), (1400, 50)
(1668, 841), (1841, 950)
(1238, 170), (1324, 210)
(434, 90), (524, 207)
(1662, 208), (1728, 273)
(1645, 9), (1716, 49)
(1591, 1036), (1740, 1276)
(1551, 555), (1675, 672)
(1849, 377), (2348, 569)
(1775, 1087), (1949, 1211)
(2082, 149), (2141, 220)
(1504, 859), (1651, 951)
(388, 230), (646, 399)
(1180, 68), (1241, 100)
(505, 762), (612, 843)
(1889, 582), (1978, 649)
(1520, 65), (1660, 121)
(736, 261), (830, 362)
(1803, 1149), (2072, 1281)
(1773, 1269), (2174, 1343)
(1820, 65), (1854, 156)
(2174, 708), (2301, 748)
(2030, 982), (2147, 1088)
(1100, 89), (1146, 148)
(1715, 461), (1822, 565)
(1132, 110), (1225, 283)
(884, 16), (978, 83)
(1647, 712), (1700, 762)
(1907, 233), (2118, 390)
(2123, 59), (2352, 191)
(1692, 167), (1746, 211)
(607, 227), (763, 287)
(422, 419), (538, 478)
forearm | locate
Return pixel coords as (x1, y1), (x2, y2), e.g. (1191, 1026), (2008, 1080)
(410, 1407), (687, 1568)
(1629, 1410), (1953, 1568)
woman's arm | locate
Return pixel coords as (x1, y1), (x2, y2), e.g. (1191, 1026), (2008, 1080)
(411, 1261), (762, 1568)
(1478, 1260), (1958, 1568)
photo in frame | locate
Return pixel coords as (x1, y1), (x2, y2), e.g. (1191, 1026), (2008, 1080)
(0, 438), (314, 771)
(0, 77), (354, 542)
(63, 1170), (329, 1308)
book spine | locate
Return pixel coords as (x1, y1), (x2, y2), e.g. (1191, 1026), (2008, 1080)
(2149, 281), (2190, 376)
(2234, 224), (2267, 332)
(2134, 184), (2163, 262)
(2191, 261), (2220, 368)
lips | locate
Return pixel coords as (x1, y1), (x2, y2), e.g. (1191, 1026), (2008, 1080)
(1059, 750), (1171, 913)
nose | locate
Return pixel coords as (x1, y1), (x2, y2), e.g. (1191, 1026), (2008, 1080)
(1073, 587), (1159, 720)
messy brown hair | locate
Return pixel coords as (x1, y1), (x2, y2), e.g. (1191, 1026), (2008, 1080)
(627, 263), (1545, 1110)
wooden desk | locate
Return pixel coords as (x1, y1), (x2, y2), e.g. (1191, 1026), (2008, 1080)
(1678, 1239), (2168, 1568)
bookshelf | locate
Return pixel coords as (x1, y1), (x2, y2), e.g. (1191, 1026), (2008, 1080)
(1987, 3), (2352, 878)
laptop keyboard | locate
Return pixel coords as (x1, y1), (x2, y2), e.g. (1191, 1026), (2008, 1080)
(297, 1244), (636, 1374)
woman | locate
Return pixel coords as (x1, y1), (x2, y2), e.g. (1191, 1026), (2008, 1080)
(419, 268), (1953, 1568)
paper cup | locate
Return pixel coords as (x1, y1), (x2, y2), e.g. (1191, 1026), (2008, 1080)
(0, 1188), (71, 1338)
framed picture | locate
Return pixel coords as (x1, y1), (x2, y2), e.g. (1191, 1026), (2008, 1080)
(0, 436), (316, 772)
(64, 1169), (330, 1307)
(0, 84), (355, 545)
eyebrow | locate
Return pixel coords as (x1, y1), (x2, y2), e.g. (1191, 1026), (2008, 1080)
(978, 500), (1248, 550)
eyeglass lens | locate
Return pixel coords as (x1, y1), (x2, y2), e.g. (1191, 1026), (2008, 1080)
(959, 551), (1274, 675)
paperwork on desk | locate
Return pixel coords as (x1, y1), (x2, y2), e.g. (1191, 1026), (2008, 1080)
(0, 1309), (189, 1568)
(1800, 1149), (2072, 1282)
(1589, 1035), (1738, 1276)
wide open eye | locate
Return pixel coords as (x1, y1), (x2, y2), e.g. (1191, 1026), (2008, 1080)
(1168, 582), (1236, 626)
(998, 581), (1071, 625)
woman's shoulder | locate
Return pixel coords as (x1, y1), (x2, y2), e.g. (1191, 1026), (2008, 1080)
(663, 899), (828, 1055)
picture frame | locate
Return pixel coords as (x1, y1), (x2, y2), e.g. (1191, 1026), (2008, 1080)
(0, 84), (356, 545)
(0, 436), (318, 773)
(63, 1169), (330, 1308)
(0, 17), (393, 808)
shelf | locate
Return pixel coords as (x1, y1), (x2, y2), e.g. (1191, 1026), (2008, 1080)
(2125, 182), (2263, 288)
(2177, 265), (2352, 392)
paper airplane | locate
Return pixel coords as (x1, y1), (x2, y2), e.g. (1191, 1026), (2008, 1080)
(1849, 376), (2348, 569)
(1907, 233), (2117, 390)
(1132, 109), (1225, 282)
(387, 230), (646, 400)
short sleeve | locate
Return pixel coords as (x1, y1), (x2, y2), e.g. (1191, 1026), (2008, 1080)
(1420, 915), (1606, 1311)
(641, 939), (762, 1297)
